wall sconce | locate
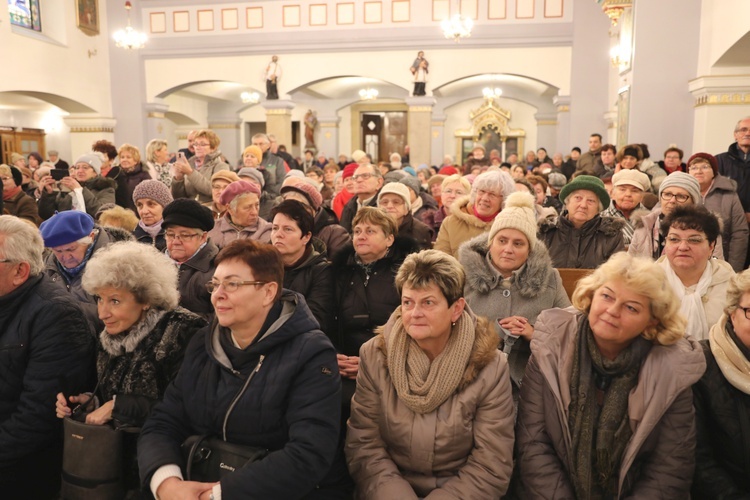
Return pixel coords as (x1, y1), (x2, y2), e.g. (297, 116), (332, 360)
(88, 49), (98, 58)
(359, 88), (379, 100)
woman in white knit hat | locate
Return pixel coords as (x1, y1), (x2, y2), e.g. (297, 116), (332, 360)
(459, 191), (570, 396)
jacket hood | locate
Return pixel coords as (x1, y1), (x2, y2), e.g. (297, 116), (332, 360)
(375, 306), (499, 391)
(459, 233), (555, 298)
(707, 174), (738, 194)
(449, 195), (492, 230)
(102, 225), (136, 243)
(727, 142), (750, 163)
(331, 235), (419, 270)
(630, 207), (659, 230)
(208, 290), (320, 369)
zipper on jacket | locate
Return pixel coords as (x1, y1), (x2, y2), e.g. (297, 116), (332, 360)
(222, 354), (265, 441)
(0, 343), (25, 351)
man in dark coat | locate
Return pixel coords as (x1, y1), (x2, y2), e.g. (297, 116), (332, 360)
(269, 134), (299, 171)
(717, 117), (750, 266)
(0, 215), (95, 498)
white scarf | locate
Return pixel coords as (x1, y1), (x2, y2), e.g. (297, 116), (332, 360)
(709, 315), (750, 395)
(660, 259), (713, 340)
(410, 195), (423, 215)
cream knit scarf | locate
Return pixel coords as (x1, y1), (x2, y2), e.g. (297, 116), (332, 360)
(710, 314), (750, 395)
(386, 307), (475, 414)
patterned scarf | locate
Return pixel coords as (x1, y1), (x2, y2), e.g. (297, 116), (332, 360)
(386, 307), (475, 414)
(568, 316), (651, 499)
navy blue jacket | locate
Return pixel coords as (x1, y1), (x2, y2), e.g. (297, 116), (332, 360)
(138, 290), (349, 499)
(0, 274), (95, 477)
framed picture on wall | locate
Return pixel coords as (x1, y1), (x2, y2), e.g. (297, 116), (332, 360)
(76, 0), (99, 36)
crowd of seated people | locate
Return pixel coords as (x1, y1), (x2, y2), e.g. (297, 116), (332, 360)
(1, 117), (750, 498)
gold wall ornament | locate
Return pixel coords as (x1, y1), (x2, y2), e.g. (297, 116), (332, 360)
(694, 93), (750, 107)
(599, 0), (632, 27)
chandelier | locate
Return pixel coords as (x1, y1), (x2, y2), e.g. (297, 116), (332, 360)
(441, 14), (473, 42)
(482, 87), (502, 100)
(359, 88), (379, 100)
(241, 91), (260, 104)
(114, 1), (147, 50)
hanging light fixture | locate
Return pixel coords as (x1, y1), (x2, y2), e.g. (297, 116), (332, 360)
(359, 88), (379, 100)
(441, 14), (473, 42)
(113, 1), (147, 50)
(482, 87), (502, 100)
(241, 91), (260, 104)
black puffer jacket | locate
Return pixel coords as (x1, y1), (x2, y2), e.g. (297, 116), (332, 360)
(138, 291), (350, 499)
(38, 176), (117, 220)
(121, 163), (152, 211)
(331, 237), (419, 355)
(283, 249), (333, 335)
(314, 206), (350, 259)
(398, 212), (433, 250)
(692, 333), (750, 499)
(717, 142), (750, 212)
(538, 213), (625, 269)
(0, 275), (94, 488)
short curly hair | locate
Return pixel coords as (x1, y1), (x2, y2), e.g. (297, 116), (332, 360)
(725, 269), (750, 316)
(469, 170), (516, 206)
(572, 252), (685, 346)
(82, 241), (179, 310)
(395, 249), (465, 306)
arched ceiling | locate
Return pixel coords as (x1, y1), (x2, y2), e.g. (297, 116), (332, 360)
(715, 31), (750, 67)
(290, 76), (408, 100)
(434, 73), (558, 99)
(0, 91), (92, 114)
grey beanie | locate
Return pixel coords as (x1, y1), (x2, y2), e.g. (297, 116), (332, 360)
(237, 167), (265, 188)
(658, 171), (701, 205)
(399, 174), (421, 196)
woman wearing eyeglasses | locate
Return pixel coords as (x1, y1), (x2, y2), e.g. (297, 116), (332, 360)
(138, 239), (352, 500)
(687, 152), (748, 272)
(657, 205), (734, 340)
(630, 171), (724, 261)
(692, 270), (750, 498)
(55, 241), (206, 496)
(161, 199), (219, 319)
(171, 129), (230, 204)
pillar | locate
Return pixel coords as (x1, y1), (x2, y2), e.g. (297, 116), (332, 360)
(431, 114), (446, 166)
(262, 100), (295, 154)
(405, 96), (436, 167)
(144, 102), (169, 142)
(63, 116), (117, 158)
(690, 77), (750, 154)
(554, 95), (571, 154)
(208, 117), (242, 165)
(535, 112), (558, 155)
(316, 115), (340, 161)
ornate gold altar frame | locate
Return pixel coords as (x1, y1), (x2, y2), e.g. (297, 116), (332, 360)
(454, 99), (526, 164)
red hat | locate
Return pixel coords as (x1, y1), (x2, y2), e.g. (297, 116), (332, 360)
(219, 180), (261, 206)
(343, 163), (358, 179)
(439, 166), (459, 176)
(687, 152), (718, 176)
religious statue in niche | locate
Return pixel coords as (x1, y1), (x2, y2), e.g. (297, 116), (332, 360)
(265, 55), (282, 100)
(304, 109), (318, 149)
(410, 51), (428, 96)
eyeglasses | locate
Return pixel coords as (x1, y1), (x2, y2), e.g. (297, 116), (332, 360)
(660, 192), (691, 203)
(442, 188), (466, 196)
(737, 306), (750, 320)
(665, 235), (708, 246)
(0, 176), (11, 182)
(476, 189), (501, 200)
(193, 142), (211, 148)
(211, 184), (228, 191)
(379, 198), (404, 207)
(352, 173), (375, 181)
(688, 164), (712, 172)
(164, 231), (204, 241)
(69, 165), (93, 171)
(206, 280), (267, 293)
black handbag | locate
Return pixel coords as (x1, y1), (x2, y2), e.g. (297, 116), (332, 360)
(181, 435), (267, 482)
(61, 414), (125, 500)
(181, 355), (268, 483)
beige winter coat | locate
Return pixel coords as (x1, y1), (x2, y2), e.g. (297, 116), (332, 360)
(346, 311), (515, 499)
(515, 307), (706, 499)
(434, 196), (494, 257)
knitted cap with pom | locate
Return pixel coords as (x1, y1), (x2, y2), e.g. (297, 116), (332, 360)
(487, 191), (538, 246)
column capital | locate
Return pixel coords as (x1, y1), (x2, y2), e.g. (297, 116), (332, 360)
(262, 100), (296, 114)
(535, 112), (558, 125)
(553, 95), (571, 113)
(64, 115), (117, 134)
(317, 115), (341, 127)
(208, 116), (242, 129)
(144, 102), (169, 118)
(405, 96), (437, 110)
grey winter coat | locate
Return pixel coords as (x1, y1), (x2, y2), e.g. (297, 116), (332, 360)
(207, 215), (272, 249)
(515, 307), (706, 499)
(458, 234), (570, 387)
(538, 213), (625, 269)
(702, 175), (748, 272)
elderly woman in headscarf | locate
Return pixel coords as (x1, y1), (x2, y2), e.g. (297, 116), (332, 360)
(657, 205), (734, 340)
(538, 174), (625, 268)
(692, 269), (750, 498)
(208, 180), (272, 249)
(629, 171), (724, 261)
(55, 241), (206, 495)
(459, 192), (570, 398)
(434, 170), (515, 257)
(346, 250), (515, 499)
(515, 252), (705, 499)
(132, 179), (173, 251)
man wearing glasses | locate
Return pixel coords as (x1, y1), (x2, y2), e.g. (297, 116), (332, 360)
(339, 163), (384, 232)
(162, 198), (218, 319)
(717, 117), (750, 248)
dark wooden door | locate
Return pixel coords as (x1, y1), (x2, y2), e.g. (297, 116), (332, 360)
(361, 113), (383, 162)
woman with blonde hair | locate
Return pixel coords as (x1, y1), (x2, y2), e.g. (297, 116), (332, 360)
(346, 250), (514, 498)
(118, 143), (152, 211)
(145, 138), (172, 187)
(515, 252), (705, 498)
(171, 129), (230, 203)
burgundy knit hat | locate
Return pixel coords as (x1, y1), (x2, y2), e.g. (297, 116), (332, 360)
(132, 179), (174, 208)
(687, 152), (718, 176)
(281, 177), (323, 210)
(219, 180), (261, 206)
(342, 163), (358, 180)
